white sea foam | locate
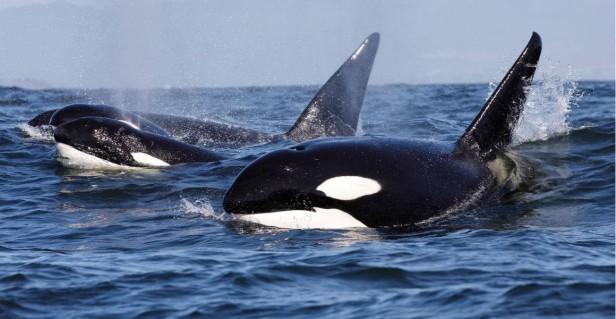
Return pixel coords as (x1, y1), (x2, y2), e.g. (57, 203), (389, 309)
(19, 123), (54, 142)
(512, 63), (582, 144)
(181, 198), (229, 221)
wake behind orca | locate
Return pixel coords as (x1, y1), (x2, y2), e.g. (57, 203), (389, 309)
(29, 33), (380, 147)
(223, 32), (542, 229)
(51, 33), (380, 169)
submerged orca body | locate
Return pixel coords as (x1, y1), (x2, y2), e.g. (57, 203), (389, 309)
(223, 33), (542, 229)
(32, 33), (380, 146)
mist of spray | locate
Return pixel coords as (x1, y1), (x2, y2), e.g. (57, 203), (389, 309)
(513, 62), (582, 144)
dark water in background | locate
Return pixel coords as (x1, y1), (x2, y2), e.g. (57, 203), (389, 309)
(0, 80), (613, 318)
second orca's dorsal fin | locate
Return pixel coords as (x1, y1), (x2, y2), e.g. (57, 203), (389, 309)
(455, 32), (542, 161)
(284, 33), (380, 142)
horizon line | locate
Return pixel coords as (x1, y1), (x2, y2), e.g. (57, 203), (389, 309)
(1, 79), (613, 91)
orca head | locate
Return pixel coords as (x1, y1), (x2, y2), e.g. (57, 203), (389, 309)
(224, 137), (493, 229)
(223, 138), (409, 229)
(53, 116), (169, 169)
(49, 104), (169, 137)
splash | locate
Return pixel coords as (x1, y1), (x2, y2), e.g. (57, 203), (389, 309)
(18, 123), (54, 142)
(181, 197), (230, 221)
(512, 63), (582, 144)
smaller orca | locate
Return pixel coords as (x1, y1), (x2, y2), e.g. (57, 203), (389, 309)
(223, 32), (542, 229)
(54, 116), (224, 169)
(30, 33), (380, 146)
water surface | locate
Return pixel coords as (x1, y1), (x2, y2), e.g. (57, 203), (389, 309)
(0, 80), (613, 318)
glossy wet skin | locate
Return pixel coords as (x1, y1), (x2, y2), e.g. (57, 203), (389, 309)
(54, 117), (224, 166)
(49, 104), (170, 137)
(224, 137), (494, 227)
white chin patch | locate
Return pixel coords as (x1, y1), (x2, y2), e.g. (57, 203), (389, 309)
(56, 142), (130, 170)
(316, 176), (381, 200)
(236, 207), (367, 229)
(131, 152), (170, 167)
(119, 120), (140, 130)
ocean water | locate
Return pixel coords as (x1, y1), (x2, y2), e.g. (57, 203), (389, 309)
(0, 80), (613, 318)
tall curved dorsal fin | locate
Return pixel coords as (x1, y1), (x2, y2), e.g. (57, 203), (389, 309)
(284, 32), (380, 141)
(455, 32), (542, 161)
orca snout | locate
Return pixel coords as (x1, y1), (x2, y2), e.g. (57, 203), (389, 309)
(222, 190), (246, 215)
(223, 148), (313, 215)
(223, 167), (267, 215)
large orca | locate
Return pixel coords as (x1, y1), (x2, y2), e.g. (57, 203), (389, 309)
(223, 32), (542, 229)
(30, 32), (380, 146)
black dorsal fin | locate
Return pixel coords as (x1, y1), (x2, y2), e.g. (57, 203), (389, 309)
(455, 32), (542, 161)
(284, 33), (380, 141)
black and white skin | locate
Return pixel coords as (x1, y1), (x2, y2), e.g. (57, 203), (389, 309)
(223, 33), (543, 229)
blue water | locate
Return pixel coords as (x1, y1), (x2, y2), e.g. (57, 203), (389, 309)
(0, 81), (613, 318)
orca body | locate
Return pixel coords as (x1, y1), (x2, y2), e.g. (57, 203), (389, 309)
(224, 137), (495, 228)
(223, 33), (542, 229)
(31, 33), (380, 146)
(54, 117), (224, 169)
(49, 104), (170, 137)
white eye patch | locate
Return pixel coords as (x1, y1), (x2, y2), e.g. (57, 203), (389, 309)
(131, 152), (170, 167)
(316, 176), (381, 200)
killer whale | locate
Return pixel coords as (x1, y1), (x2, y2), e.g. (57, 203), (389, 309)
(54, 116), (224, 169)
(223, 32), (542, 229)
(30, 32), (380, 146)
